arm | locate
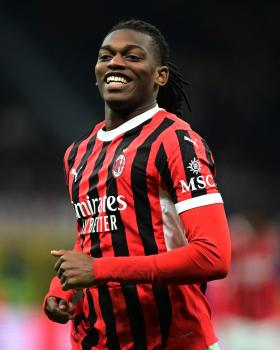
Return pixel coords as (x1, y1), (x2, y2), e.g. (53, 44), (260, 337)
(93, 203), (231, 284)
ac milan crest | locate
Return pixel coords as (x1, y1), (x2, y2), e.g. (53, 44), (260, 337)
(112, 152), (126, 178)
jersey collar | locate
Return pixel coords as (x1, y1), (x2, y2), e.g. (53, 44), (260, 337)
(97, 105), (162, 142)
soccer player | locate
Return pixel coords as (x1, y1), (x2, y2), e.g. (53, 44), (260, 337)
(44, 20), (231, 350)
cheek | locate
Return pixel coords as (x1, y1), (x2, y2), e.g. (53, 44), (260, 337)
(95, 63), (103, 82)
(141, 67), (157, 84)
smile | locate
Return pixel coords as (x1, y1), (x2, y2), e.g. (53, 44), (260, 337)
(104, 73), (132, 85)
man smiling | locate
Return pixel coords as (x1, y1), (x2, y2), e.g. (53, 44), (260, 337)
(44, 20), (231, 350)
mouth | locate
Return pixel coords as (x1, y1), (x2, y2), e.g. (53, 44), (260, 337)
(104, 72), (132, 86)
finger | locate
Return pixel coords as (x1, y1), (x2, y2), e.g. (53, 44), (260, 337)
(61, 280), (70, 291)
(54, 257), (64, 272)
(66, 301), (75, 315)
(60, 273), (67, 285)
(59, 300), (75, 315)
(57, 264), (65, 278)
(51, 249), (67, 257)
(46, 296), (60, 310)
(58, 299), (68, 310)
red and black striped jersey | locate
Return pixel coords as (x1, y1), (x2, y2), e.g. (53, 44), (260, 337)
(55, 106), (224, 349)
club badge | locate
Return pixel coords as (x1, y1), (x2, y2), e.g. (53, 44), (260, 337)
(112, 151), (126, 178)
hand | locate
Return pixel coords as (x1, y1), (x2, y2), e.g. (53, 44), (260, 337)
(45, 296), (75, 324)
(51, 250), (95, 290)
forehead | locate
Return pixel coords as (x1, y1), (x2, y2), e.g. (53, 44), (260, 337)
(101, 29), (155, 54)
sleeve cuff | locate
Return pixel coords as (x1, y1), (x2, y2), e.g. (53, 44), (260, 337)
(42, 281), (73, 309)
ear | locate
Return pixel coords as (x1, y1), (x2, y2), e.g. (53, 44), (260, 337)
(154, 66), (169, 87)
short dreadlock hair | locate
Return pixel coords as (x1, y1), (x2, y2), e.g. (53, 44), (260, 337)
(107, 19), (191, 117)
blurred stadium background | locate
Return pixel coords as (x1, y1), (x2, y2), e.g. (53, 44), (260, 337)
(0, 1), (279, 349)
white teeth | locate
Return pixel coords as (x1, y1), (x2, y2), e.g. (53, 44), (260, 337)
(106, 76), (128, 84)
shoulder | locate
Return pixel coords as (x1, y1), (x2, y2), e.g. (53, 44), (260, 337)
(156, 111), (206, 150)
(64, 121), (104, 166)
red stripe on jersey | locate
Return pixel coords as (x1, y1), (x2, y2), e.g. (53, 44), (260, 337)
(115, 116), (165, 256)
(108, 286), (134, 350)
(136, 284), (162, 350)
(63, 143), (74, 184)
(68, 130), (98, 202)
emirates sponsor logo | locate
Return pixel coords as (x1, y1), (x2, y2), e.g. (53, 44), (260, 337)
(71, 195), (128, 233)
(71, 195), (127, 219)
(112, 152), (126, 178)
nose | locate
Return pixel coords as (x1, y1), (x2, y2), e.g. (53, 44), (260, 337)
(107, 54), (125, 69)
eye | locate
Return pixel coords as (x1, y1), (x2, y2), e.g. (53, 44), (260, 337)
(98, 54), (112, 61)
(126, 55), (141, 62)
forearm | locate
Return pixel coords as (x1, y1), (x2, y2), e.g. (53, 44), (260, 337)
(94, 242), (229, 285)
(94, 204), (231, 285)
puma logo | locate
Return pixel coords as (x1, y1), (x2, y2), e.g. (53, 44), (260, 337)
(184, 136), (199, 149)
(70, 166), (83, 182)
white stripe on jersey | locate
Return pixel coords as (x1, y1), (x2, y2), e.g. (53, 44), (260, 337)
(175, 193), (223, 214)
(159, 188), (188, 251)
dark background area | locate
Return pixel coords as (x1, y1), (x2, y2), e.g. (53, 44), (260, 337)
(0, 1), (278, 216)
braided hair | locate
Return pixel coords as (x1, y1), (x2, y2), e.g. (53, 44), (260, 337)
(107, 19), (191, 117)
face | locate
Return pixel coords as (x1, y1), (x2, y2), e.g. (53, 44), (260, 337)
(95, 29), (168, 111)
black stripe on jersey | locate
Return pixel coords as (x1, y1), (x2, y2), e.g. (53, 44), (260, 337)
(88, 142), (109, 258)
(131, 117), (174, 348)
(81, 289), (99, 349)
(66, 129), (93, 181)
(155, 143), (178, 203)
(71, 134), (97, 203)
(121, 284), (148, 350)
(201, 139), (215, 177)
(106, 123), (150, 256)
(152, 284), (172, 348)
(200, 282), (207, 295)
(175, 130), (207, 198)
(131, 118), (174, 255)
(200, 139), (214, 296)
(106, 122), (151, 349)
(86, 142), (120, 350)
(71, 134), (98, 251)
(65, 139), (83, 184)
(98, 285), (121, 350)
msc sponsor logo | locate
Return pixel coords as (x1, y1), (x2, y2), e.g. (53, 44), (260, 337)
(179, 175), (215, 193)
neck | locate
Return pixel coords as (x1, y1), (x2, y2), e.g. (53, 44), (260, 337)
(104, 101), (157, 131)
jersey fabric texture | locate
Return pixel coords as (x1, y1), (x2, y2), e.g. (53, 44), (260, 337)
(46, 106), (225, 350)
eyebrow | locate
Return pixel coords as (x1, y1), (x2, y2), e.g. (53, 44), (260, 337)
(99, 44), (146, 52)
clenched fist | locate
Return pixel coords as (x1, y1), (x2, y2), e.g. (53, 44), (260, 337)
(51, 250), (95, 290)
(44, 297), (75, 323)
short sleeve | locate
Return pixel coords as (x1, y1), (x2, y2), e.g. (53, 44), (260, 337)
(155, 127), (223, 214)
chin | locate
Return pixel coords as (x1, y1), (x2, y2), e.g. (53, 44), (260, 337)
(105, 95), (135, 111)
